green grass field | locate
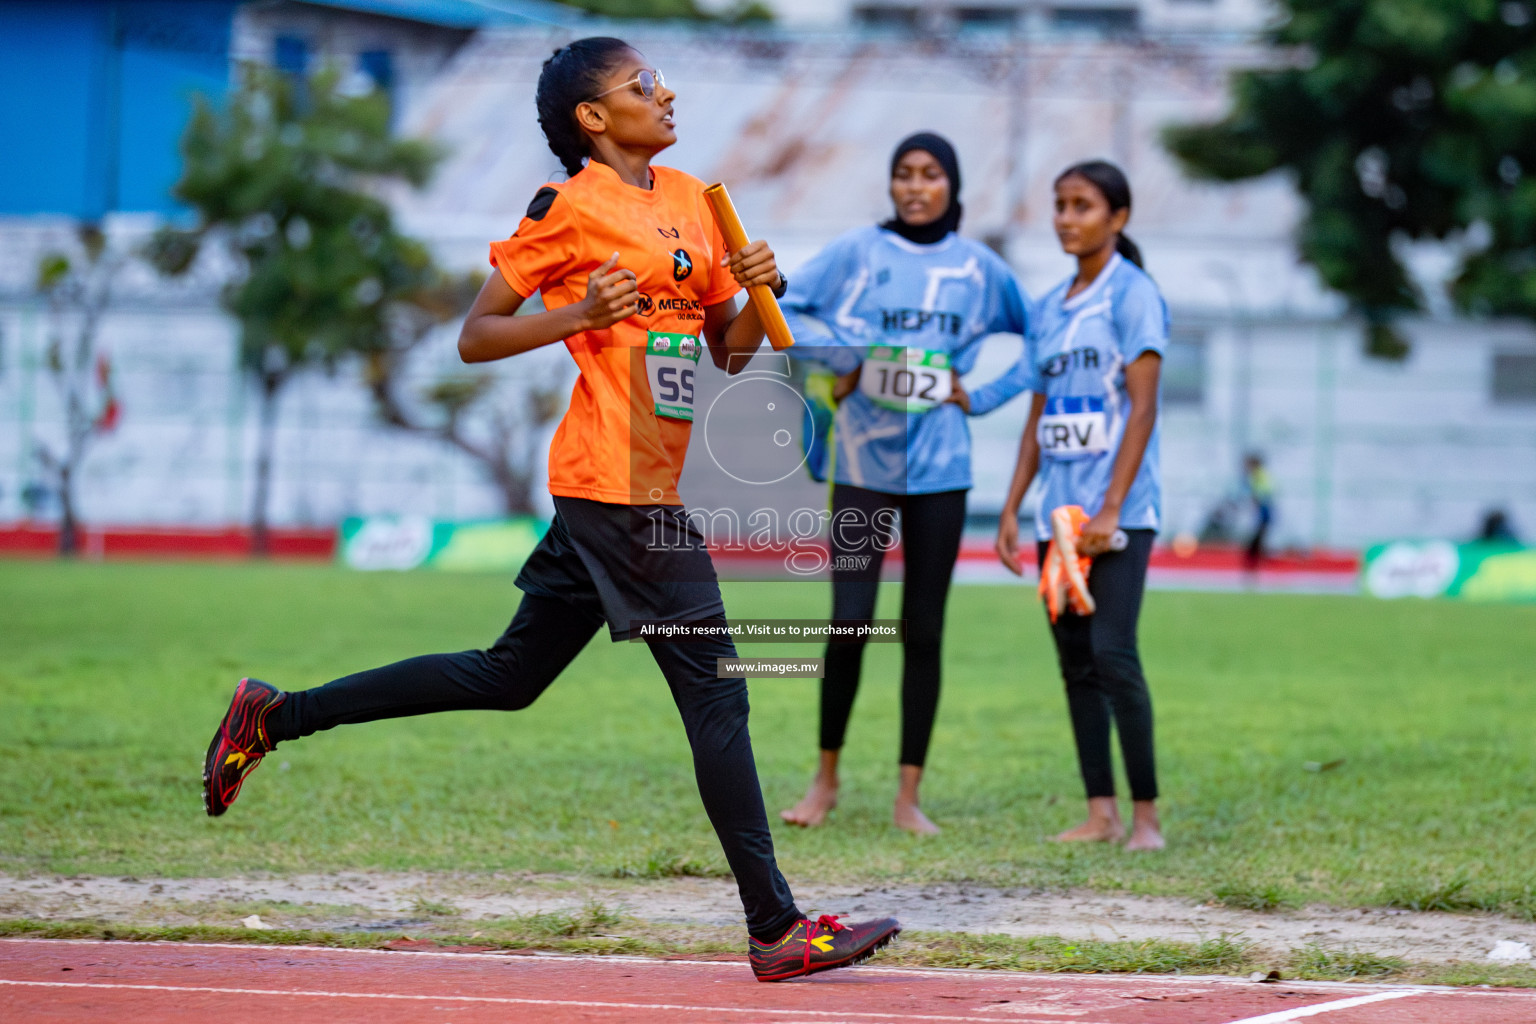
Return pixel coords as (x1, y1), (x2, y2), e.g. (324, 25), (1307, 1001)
(2, 560), (1534, 920)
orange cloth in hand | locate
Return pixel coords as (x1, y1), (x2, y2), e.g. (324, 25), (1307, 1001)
(1039, 505), (1097, 624)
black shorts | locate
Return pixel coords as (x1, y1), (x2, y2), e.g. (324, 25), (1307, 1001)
(515, 496), (728, 641)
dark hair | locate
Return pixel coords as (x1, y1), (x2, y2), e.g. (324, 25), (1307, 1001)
(535, 37), (634, 177)
(1054, 160), (1143, 269)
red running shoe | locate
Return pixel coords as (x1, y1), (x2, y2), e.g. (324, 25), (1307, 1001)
(749, 914), (900, 982)
(202, 677), (285, 817)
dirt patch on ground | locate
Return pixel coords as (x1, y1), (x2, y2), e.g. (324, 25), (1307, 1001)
(4, 872), (1531, 963)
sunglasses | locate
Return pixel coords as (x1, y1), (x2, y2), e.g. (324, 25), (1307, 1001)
(589, 68), (665, 102)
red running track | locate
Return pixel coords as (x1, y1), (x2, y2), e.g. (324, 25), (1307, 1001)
(3, 939), (1532, 1024)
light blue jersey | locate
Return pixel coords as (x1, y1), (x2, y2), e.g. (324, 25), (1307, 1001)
(782, 226), (1032, 494)
(1025, 253), (1169, 541)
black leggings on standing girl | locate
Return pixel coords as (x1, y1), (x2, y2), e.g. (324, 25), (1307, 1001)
(1037, 528), (1158, 801)
(820, 483), (967, 767)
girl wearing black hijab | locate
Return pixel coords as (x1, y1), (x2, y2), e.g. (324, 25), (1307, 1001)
(779, 133), (1036, 832)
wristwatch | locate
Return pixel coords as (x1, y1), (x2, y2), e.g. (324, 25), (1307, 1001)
(771, 272), (788, 299)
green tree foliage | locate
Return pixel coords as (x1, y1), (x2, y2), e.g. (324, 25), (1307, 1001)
(149, 65), (442, 552)
(1164, 0), (1536, 357)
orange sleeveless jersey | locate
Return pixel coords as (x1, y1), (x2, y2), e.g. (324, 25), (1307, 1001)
(489, 161), (741, 505)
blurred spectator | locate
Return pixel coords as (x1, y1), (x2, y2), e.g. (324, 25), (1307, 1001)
(1242, 453), (1274, 571)
(1198, 494), (1241, 544)
(1477, 509), (1520, 546)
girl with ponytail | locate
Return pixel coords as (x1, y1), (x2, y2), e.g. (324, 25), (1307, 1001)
(200, 37), (899, 978)
(995, 160), (1170, 851)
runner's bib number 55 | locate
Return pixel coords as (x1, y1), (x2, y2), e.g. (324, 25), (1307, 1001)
(1038, 396), (1111, 459)
(859, 346), (952, 413)
(646, 331), (701, 421)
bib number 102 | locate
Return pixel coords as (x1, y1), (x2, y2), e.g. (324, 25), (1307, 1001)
(860, 346), (952, 413)
(873, 366), (942, 400)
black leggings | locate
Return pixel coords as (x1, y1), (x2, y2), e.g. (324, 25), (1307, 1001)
(1037, 529), (1158, 802)
(820, 484), (966, 768)
(268, 592), (800, 943)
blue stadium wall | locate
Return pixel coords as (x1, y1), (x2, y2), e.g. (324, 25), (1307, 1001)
(0, 1), (237, 218)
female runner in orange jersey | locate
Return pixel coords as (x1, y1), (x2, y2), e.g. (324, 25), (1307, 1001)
(201, 37), (899, 981)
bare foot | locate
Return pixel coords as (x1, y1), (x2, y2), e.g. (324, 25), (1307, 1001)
(892, 764), (938, 834)
(1051, 796), (1123, 843)
(893, 800), (940, 835)
(1050, 817), (1124, 843)
(1124, 800), (1164, 850)
(780, 777), (838, 827)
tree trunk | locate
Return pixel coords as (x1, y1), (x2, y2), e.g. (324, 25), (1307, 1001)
(492, 460), (534, 517)
(250, 370), (284, 557)
(56, 462), (79, 557)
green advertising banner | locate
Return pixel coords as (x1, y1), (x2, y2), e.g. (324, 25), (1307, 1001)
(339, 516), (548, 573)
(1362, 540), (1536, 602)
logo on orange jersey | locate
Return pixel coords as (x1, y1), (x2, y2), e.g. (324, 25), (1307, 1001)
(672, 249), (693, 282)
(637, 293), (654, 316)
(657, 296), (704, 322)
(658, 226), (680, 239)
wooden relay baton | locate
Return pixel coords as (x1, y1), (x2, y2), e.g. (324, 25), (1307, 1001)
(703, 183), (795, 351)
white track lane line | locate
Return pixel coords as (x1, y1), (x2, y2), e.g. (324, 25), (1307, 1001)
(0, 979), (1100, 1023)
(1220, 990), (1423, 1023)
(7, 939), (1532, 1010)
(0, 939), (1467, 993)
